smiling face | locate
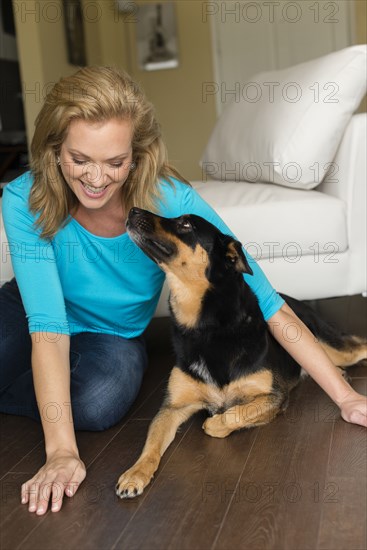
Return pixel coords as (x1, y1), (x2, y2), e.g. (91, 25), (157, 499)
(59, 118), (134, 213)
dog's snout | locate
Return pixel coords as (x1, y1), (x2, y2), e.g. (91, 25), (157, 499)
(128, 208), (156, 234)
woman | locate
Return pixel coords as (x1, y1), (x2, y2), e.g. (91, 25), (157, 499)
(1, 66), (366, 516)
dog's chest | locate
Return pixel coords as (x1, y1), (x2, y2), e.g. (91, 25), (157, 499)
(186, 357), (273, 414)
(188, 359), (216, 386)
(178, 327), (266, 388)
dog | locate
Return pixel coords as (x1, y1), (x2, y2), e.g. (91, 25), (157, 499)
(116, 207), (366, 499)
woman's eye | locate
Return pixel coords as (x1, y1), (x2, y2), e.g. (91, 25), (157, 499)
(72, 158), (86, 165)
(72, 158), (124, 168)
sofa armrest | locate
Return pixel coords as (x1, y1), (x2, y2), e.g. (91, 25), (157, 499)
(319, 112), (366, 292)
(319, 113), (366, 202)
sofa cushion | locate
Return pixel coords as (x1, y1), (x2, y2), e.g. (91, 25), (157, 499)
(192, 180), (348, 261)
(201, 45), (367, 190)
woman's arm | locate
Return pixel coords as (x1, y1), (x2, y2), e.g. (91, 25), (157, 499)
(268, 303), (367, 427)
(21, 333), (86, 515)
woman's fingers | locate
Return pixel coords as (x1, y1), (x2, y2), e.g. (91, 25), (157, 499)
(340, 394), (367, 427)
(342, 407), (367, 427)
(34, 479), (53, 515)
(51, 481), (65, 512)
(27, 478), (42, 513)
(65, 461), (86, 498)
(50, 477), (70, 513)
(20, 455), (86, 514)
(21, 482), (29, 504)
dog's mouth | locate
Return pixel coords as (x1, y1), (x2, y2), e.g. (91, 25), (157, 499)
(127, 208), (177, 263)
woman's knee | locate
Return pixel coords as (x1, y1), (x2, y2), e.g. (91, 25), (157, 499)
(70, 334), (147, 431)
(71, 374), (143, 431)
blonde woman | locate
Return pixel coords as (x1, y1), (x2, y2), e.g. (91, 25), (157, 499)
(1, 67), (366, 516)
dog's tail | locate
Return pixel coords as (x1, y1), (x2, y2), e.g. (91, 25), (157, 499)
(281, 294), (367, 369)
(318, 335), (367, 368)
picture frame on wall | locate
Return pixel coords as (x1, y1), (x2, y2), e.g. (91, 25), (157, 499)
(63, 0), (87, 66)
(136, 2), (179, 71)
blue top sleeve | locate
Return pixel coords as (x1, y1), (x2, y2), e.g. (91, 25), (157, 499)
(178, 184), (285, 321)
(2, 174), (70, 334)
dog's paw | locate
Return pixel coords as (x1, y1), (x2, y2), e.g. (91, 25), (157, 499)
(115, 466), (152, 499)
(202, 414), (232, 438)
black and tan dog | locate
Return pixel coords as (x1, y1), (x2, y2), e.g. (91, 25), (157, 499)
(116, 207), (366, 498)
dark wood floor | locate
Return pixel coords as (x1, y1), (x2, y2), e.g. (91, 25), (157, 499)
(1, 295), (366, 550)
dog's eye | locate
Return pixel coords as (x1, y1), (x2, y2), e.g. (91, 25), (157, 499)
(177, 219), (192, 233)
(226, 253), (238, 266)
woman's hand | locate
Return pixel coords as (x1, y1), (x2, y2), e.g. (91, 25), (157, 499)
(338, 391), (367, 427)
(21, 450), (86, 515)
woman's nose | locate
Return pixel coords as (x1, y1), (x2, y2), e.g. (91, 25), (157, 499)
(84, 162), (109, 185)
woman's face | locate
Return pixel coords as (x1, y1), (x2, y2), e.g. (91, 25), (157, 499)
(59, 118), (134, 212)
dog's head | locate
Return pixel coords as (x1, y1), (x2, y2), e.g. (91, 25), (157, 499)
(127, 208), (253, 328)
(127, 207), (253, 281)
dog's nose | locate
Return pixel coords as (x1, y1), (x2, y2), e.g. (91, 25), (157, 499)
(129, 207), (143, 217)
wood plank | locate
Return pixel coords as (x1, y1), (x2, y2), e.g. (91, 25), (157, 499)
(4, 418), (192, 550)
(316, 476), (367, 550)
(347, 361), (367, 379)
(0, 472), (45, 550)
(111, 413), (259, 550)
(0, 415), (43, 477)
(0, 419), (130, 533)
(307, 295), (367, 337)
(326, 378), (367, 477)
(212, 379), (336, 550)
(0, 364), (170, 540)
(1, 297), (366, 550)
(317, 378), (367, 550)
(126, 357), (171, 421)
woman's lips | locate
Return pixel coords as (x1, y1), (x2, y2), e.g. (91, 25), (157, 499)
(80, 180), (109, 199)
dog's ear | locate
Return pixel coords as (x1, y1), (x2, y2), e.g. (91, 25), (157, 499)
(226, 239), (253, 275)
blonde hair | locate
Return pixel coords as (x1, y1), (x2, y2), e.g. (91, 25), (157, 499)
(30, 66), (189, 239)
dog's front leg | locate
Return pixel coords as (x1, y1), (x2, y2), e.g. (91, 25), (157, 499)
(116, 367), (204, 499)
(116, 403), (200, 498)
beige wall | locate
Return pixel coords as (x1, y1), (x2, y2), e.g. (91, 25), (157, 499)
(13, 0), (216, 179)
(13, 0), (76, 147)
(126, 1), (216, 179)
(13, 0), (366, 176)
(355, 0), (367, 43)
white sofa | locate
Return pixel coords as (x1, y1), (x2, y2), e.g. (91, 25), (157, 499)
(0, 112), (366, 317)
(154, 112), (367, 316)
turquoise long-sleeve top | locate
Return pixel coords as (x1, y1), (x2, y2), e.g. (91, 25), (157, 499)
(2, 172), (284, 337)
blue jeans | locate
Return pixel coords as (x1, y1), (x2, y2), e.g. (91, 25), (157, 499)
(0, 279), (148, 431)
